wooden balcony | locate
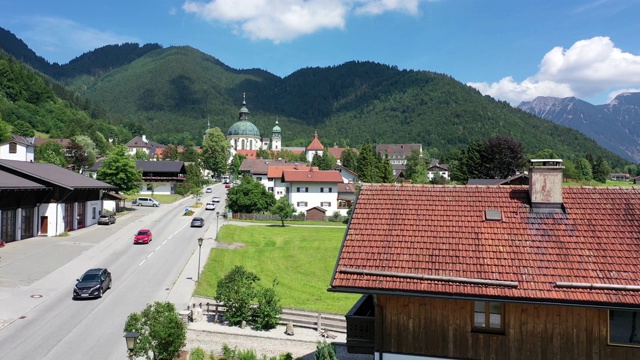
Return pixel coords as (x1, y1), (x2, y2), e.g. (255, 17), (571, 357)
(345, 294), (375, 354)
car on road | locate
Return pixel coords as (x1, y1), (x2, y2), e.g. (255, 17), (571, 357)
(132, 197), (160, 207)
(205, 202), (216, 210)
(97, 214), (116, 225)
(224, 184), (231, 188)
(134, 229), (153, 244)
(205, 187), (212, 193)
(191, 217), (205, 227)
(212, 196), (220, 203)
(73, 268), (111, 299)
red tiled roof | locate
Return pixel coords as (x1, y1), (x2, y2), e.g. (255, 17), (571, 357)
(328, 147), (358, 159)
(331, 184), (640, 307)
(283, 169), (343, 183)
(239, 159), (292, 174)
(267, 165), (315, 178)
(237, 150), (257, 159)
(306, 131), (324, 151)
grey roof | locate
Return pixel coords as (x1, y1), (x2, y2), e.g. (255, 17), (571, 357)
(136, 160), (186, 173)
(375, 144), (422, 158)
(467, 179), (503, 185)
(239, 159), (290, 175)
(0, 169), (49, 190)
(2, 135), (35, 146)
(0, 159), (116, 190)
(428, 159), (449, 171)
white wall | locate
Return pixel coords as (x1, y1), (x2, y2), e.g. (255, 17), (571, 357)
(85, 200), (101, 226)
(140, 182), (173, 195)
(38, 203), (63, 236)
(0, 143), (34, 162)
(287, 182), (339, 214)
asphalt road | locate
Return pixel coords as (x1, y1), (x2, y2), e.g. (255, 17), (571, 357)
(0, 184), (226, 360)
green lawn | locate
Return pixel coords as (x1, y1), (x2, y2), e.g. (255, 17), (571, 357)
(232, 219), (347, 227)
(194, 225), (359, 315)
(124, 194), (183, 203)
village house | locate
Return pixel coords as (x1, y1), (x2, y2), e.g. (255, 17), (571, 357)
(283, 168), (343, 215)
(0, 135), (35, 162)
(427, 159), (450, 180)
(125, 135), (165, 158)
(0, 159), (116, 242)
(331, 159), (640, 360)
(87, 160), (187, 195)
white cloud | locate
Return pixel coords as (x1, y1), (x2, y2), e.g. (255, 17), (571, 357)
(468, 37), (640, 105)
(182, 0), (422, 42)
(21, 16), (138, 63)
(608, 88), (640, 102)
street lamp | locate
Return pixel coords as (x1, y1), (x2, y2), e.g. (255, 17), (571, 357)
(216, 212), (220, 236)
(124, 331), (139, 359)
(197, 237), (204, 282)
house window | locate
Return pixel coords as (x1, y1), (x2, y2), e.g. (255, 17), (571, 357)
(297, 201), (308, 207)
(338, 200), (350, 209)
(9, 142), (17, 153)
(256, 177), (263, 181)
(328, 187), (333, 193)
(473, 301), (504, 332)
(610, 309), (640, 346)
(321, 202), (331, 207)
(321, 187), (324, 193)
(297, 187), (309, 193)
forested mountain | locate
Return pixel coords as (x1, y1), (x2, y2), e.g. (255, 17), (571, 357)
(0, 25), (631, 169)
(0, 49), (130, 152)
(519, 93), (640, 163)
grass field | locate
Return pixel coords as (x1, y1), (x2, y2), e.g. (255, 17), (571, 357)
(194, 224), (360, 315)
(232, 219), (347, 227)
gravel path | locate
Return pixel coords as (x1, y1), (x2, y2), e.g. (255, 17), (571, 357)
(186, 321), (373, 359)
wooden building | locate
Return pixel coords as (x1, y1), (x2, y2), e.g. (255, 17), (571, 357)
(330, 159), (640, 360)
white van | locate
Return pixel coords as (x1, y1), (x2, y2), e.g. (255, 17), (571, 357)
(132, 197), (160, 207)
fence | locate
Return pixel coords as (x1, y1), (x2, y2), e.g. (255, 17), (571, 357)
(231, 213), (347, 223)
(185, 300), (347, 334)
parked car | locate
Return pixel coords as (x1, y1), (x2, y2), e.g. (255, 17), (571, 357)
(224, 184), (231, 189)
(73, 268), (112, 299)
(134, 229), (153, 244)
(205, 187), (212, 193)
(212, 196), (221, 203)
(205, 202), (216, 210)
(191, 217), (205, 227)
(132, 197), (160, 207)
(97, 214), (116, 225)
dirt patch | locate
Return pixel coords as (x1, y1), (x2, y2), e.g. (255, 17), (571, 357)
(177, 350), (189, 359)
(215, 242), (245, 250)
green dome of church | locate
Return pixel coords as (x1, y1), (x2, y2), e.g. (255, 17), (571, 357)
(272, 120), (281, 132)
(227, 121), (260, 137)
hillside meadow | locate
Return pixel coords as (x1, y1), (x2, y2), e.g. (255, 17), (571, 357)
(194, 224), (360, 315)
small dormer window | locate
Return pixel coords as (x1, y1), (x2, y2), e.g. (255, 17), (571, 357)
(9, 142), (17, 153)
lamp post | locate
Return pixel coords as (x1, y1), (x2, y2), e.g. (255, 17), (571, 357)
(216, 212), (220, 236)
(197, 237), (204, 282)
(124, 331), (139, 359)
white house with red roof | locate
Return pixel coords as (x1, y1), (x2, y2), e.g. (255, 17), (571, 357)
(283, 168), (343, 214)
(305, 131), (324, 162)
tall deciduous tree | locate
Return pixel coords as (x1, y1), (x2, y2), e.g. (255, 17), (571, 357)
(480, 135), (525, 179)
(97, 145), (142, 194)
(229, 153), (246, 179)
(591, 156), (611, 183)
(215, 265), (260, 326)
(161, 144), (179, 160)
(0, 119), (11, 143)
(123, 301), (186, 360)
(36, 141), (67, 167)
(201, 127), (230, 177)
(575, 157), (593, 181)
(404, 149), (426, 181)
(270, 197), (296, 226)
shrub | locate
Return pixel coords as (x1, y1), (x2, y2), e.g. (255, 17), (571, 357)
(328, 212), (342, 222)
(252, 279), (282, 330)
(189, 347), (206, 360)
(216, 266), (259, 326)
(314, 341), (337, 360)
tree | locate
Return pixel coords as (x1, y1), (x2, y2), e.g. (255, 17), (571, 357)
(314, 148), (337, 170)
(404, 149), (426, 182)
(575, 157), (593, 181)
(123, 301), (186, 360)
(201, 127), (230, 177)
(340, 148), (357, 171)
(270, 197), (296, 226)
(356, 139), (381, 183)
(252, 279), (282, 330)
(229, 153), (246, 179)
(179, 144), (199, 163)
(67, 135), (97, 171)
(134, 149), (150, 160)
(460, 141), (484, 181)
(35, 141), (67, 167)
(378, 153), (395, 183)
(215, 265), (260, 326)
(12, 120), (34, 137)
(97, 145), (143, 194)
(480, 135), (525, 179)
(226, 176), (276, 213)
(256, 148), (270, 159)
(592, 156), (611, 183)
(0, 119), (10, 143)
(161, 144), (179, 160)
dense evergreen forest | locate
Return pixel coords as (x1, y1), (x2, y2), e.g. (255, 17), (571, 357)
(0, 26), (631, 169)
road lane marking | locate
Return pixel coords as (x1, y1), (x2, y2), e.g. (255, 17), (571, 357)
(139, 259), (146, 266)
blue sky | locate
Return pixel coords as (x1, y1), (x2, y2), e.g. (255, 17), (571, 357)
(1, 0), (640, 106)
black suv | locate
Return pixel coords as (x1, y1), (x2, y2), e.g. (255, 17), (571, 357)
(73, 268), (112, 299)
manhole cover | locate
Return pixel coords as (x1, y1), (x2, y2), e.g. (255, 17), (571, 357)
(30, 294), (43, 298)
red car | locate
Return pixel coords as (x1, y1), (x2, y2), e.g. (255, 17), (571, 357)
(225, 184), (231, 188)
(134, 229), (153, 244)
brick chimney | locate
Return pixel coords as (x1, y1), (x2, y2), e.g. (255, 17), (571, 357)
(528, 159), (564, 213)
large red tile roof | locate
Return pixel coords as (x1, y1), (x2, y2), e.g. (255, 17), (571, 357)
(331, 184), (640, 307)
(306, 131), (324, 151)
(267, 165), (316, 178)
(283, 169), (343, 183)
